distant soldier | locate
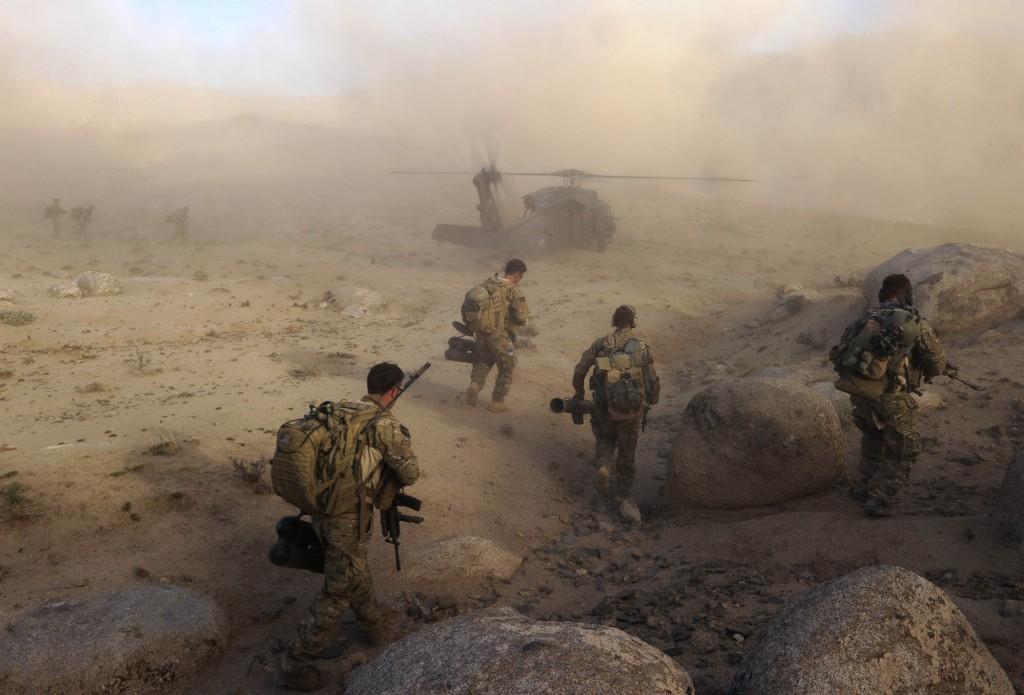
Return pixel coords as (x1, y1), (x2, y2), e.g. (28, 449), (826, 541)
(280, 362), (420, 692)
(830, 274), (947, 517)
(462, 258), (529, 412)
(166, 205), (189, 242)
(472, 166), (503, 232)
(573, 305), (660, 519)
(43, 198), (66, 237)
(70, 205), (94, 236)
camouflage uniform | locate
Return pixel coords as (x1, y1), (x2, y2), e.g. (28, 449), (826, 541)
(167, 207), (189, 242)
(573, 328), (660, 500)
(469, 275), (529, 403)
(283, 394), (419, 675)
(848, 300), (945, 507)
(44, 199), (66, 238)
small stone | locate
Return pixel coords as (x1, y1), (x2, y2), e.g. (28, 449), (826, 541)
(619, 498), (642, 525)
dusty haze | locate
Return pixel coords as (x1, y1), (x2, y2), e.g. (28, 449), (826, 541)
(0, 0), (1021, 236)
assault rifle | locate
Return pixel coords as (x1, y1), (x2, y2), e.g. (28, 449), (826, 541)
(943, 362), (982, 392)
(357, 362), (430, 571)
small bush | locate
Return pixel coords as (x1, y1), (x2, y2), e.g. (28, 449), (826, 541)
(2, 482), (34, 520)
(0, 310), (36, 327)
(232, 457), (271, 493)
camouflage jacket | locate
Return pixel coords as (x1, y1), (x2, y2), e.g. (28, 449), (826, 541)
(356, 394), (420, 486)
(477, 275), (529, 337)
(573, 328), (660, 406)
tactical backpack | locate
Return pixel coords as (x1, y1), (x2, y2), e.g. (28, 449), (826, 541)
(271, 401), (385, 516)
(462, 279), (506, 335)
(829, 307), (922, 400)
(593, 338), (653, 420)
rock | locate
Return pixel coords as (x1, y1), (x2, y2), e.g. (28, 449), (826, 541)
(74, 271), (122, 297)
(402, 536), (523, 582)
(662, 378), (846, 509)
(809, 381), (854, 427)
(913, 389), (944, 411)
(991, 449), (1024, 546)
(730, 565), (1014, 695)
(48, 278), (83, 298)
(864, 243), (1024, 336)
(319, 287), (387, 317)
(0, 288), (15, 304)
(768, 284), (815, 322)
(618, 498), (642, 524)
(0, 585), (228, 694)
(346, 606), (695, 695)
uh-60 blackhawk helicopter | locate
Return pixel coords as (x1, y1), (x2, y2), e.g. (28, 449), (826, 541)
(395, 162), (752, 252)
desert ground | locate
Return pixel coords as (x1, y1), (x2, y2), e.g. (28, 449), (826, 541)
(1, 180), (1022, 693)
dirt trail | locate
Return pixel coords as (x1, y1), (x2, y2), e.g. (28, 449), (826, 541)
(1, 191), (1022, 693)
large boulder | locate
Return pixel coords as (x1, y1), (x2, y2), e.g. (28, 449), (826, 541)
(346, 606), (694, 695)
(402, 536), (523, 582)
(864, 243), (1024, 336)
(48, 278), (83, 298)
(662, 378), (845, 509)
(991, 449), (1024, 547)
(319, 287), (387, 318)
(0, 585), (228, 694)
(730, 565), (1014, 695)
(74, 270), (122, 296)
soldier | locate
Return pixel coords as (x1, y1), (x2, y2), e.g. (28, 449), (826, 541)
(463, 259), (529, 413)
(167, 205), (189, 242)
(831, 274), (946, 517)
(43, 198), (66, 238)
(572, 305), (660, 520)
(281, 362), (420, 692)
(70, 205), (94, 236)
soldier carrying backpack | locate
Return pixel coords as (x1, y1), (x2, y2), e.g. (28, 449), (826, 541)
(830, 274), (947, 517)
(572, 305), (660, 521)
(272, 362), (422, 692)
(461, 258), (530, 412)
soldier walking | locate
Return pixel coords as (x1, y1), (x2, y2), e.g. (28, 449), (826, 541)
(831, 274), (947, 517)
(70, 205), (94, 236)
(572, 305), (660, 520)
(166, 205), (189, 242)
(462, 259), (529, 412)
(280, 362), (420, 691)
(43, 198), (66, 237)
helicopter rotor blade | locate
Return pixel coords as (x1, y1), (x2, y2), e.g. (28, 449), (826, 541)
(480, 130), (501, 171)
(585, 173), (754, 183)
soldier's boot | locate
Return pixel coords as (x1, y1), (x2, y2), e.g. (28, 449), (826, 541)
(362, 611), (401, 647)
(487, 398), (509, 413)
(863, 496), (891, 518)
(848, 482), (869, 503)
(465, 383), (481, 407)
(281, 667), (333, 692)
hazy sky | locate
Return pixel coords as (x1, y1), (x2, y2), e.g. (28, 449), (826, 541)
(2, 0), (894, 96)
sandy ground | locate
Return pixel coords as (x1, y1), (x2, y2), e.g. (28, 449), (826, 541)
(1, 187), (1022, 694)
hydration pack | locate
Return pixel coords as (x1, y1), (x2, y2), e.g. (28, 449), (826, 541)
(830, 307), (922, 399)
(270, 401), (384, 516)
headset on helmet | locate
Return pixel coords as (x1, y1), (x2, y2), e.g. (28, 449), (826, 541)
(613, 304), (637, 328)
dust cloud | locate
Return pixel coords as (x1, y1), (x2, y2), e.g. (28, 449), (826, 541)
(0, 1), (1021, 234)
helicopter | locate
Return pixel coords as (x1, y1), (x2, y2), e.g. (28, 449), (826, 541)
(395, 162), (753, 252)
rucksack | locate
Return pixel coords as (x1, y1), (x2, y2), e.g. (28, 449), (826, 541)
(461, 278), (505, 335)
(595, 337), (651, 420)
(271, 401), (385, 516)
(830, 307), (922, 399)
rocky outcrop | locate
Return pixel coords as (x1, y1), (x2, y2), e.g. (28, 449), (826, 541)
(864, 243), (1024, 336)
(48, 271), (122, 298)
(346, 606), (694, 695)
(730, 565), (1014, 695)
(662, 378), (846, 509)
(402, 536), (523, 582)
(0, 585), (228, 694)
(319, 287), (387, 317)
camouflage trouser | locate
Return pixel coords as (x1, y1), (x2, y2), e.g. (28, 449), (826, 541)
(470, 333), (516, 401)
(850, 393), (921, 504)
(592, 413), (641, 499)
(283, 511), (381, 673)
